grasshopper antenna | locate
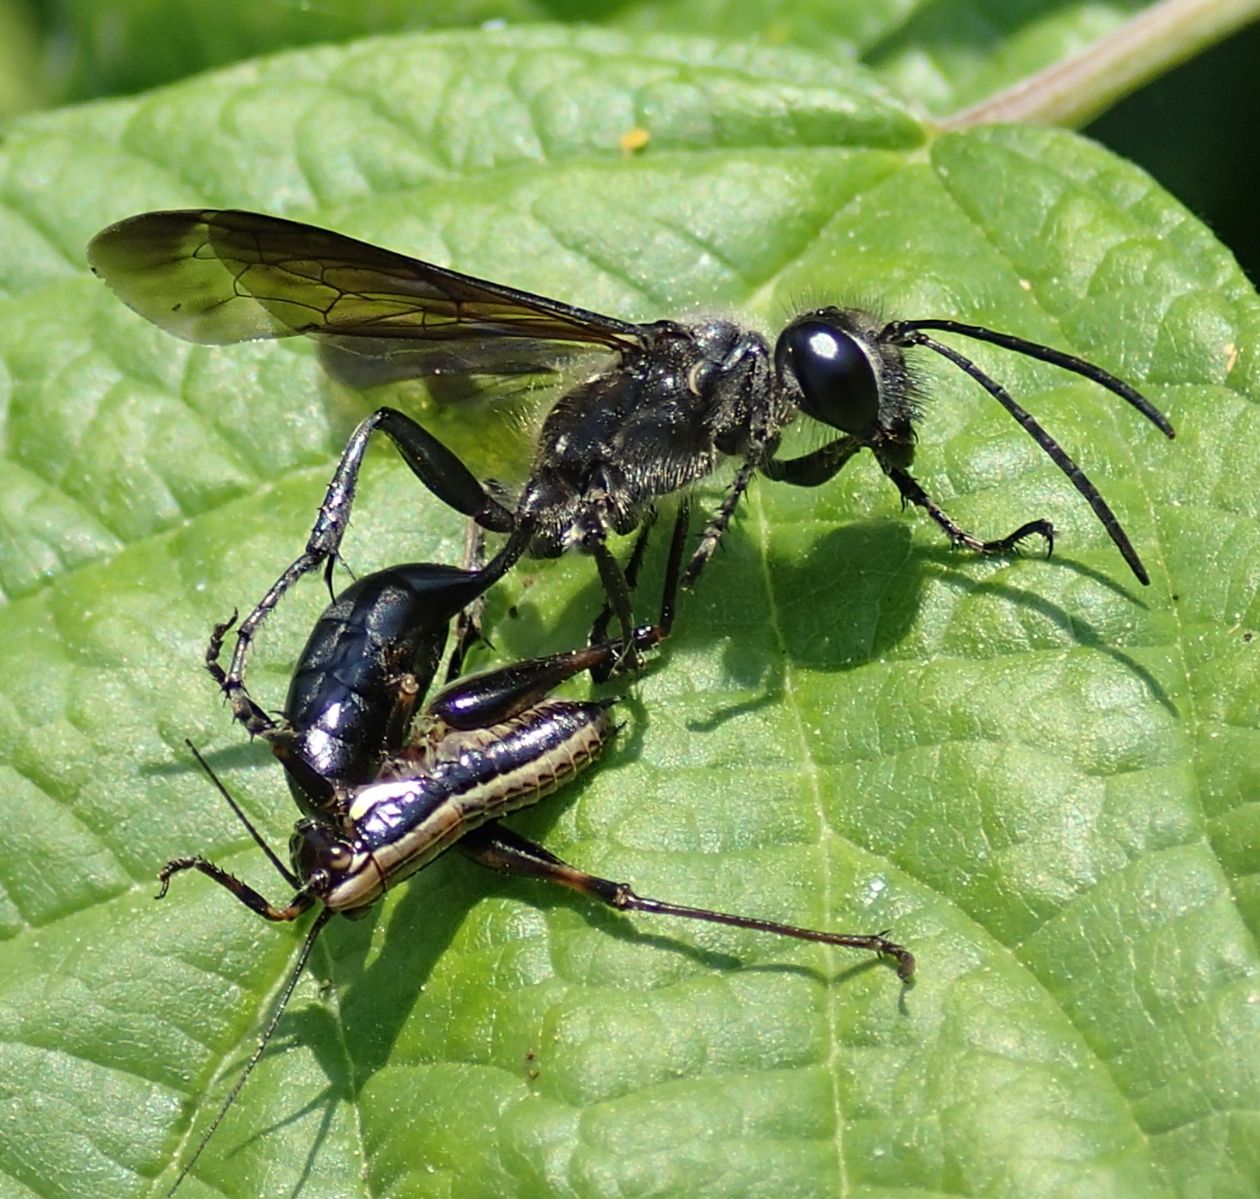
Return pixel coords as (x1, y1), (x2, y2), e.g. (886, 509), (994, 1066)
(161, 744), (333, 1195)
(162, 908), (333, 1196)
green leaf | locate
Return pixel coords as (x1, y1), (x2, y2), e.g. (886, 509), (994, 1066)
(47, 0), (553, 101)
(0, 0), (46, 118)
(608, 0), (1158, 114)
(46, 0), (1183, 121)
(0, 27), (1256, 1199)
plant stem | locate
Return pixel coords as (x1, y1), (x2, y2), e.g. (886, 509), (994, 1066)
(943, 0), (1260, 129)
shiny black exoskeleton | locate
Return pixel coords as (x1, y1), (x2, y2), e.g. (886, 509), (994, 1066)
(209, 562), (488, 814)
(90, 209), (1176, 697)
(207, 499), (692, 810)
(163, 561), (911, 1196)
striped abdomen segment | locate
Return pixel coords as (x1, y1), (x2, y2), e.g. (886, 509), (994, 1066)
(322, 699), (613, 912)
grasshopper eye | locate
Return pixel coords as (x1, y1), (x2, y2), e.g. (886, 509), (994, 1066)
(291, 821), (354, 881)
(322, 842), (354, 872)
(776, 317), (881, 435)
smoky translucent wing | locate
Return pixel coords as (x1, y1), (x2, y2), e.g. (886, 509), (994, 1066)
(87, 210), (647, 373)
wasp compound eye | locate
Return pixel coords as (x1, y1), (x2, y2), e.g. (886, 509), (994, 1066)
(776, 317), (881, 435)
(89, 205), (1174, 645)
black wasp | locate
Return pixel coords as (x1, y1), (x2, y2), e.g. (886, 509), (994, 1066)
(88, 209), (1174, 695)
(160, 557), (912, 1196)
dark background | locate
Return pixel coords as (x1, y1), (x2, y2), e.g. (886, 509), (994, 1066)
(1087, 18), (1260, 284)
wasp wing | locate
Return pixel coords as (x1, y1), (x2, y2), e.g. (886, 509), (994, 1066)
(87, 210), (647, 382)
(312, 331), (612, 390)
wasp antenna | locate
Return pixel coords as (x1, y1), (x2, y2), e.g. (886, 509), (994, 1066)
(889, 318), (1175, 438)
(165, 906), (334, 1198)
(890, 330), (1152, 585)
(186, 739), (299, 888)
